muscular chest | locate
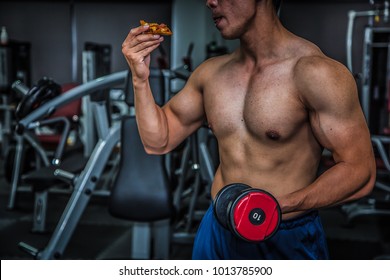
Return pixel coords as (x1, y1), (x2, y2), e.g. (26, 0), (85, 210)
(204, 68), (307, 142)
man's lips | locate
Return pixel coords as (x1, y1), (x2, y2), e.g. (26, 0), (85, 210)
(213, 16), (223, 27)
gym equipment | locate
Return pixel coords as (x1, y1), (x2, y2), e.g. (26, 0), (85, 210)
(16, 69), (174, 260)
(0, 40), (31, 157)
(346, 0), (390, 133)
(213, 183), (281, 242)
(14, 62), (215, 258)
(108, 116), (173, 259)
(346, 0), (389, 74)
(81, 42), (112, 157)
(0, 94), (16, 158)
(8, 79), (84, 232)
(108, 69), (173, 259)
(109, 69), (170, 222)
(16, 70), (127, 259)
(15, 77), (61, 119)
(361, 26), (390, 134)
(7, 79), (71, 208)
(341, 1), (390, 226)
(0, 40), (31, 92)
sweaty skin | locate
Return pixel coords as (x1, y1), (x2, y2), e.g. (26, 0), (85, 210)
(122, 0), (376, 220)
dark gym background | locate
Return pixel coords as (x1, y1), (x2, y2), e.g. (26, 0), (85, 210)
(0, 0), (390, 260)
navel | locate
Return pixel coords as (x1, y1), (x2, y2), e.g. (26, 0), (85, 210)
(266, 130), (281, 140)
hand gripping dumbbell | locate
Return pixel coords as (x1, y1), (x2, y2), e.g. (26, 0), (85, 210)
(213, 183), (281, 242)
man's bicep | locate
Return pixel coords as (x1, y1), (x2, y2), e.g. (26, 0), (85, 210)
(161, 79), (205, 148)
(294, 56), (375, 203)
(308, 78), (370, 162)
(311, 105), (369, 162)
(300, 58), (370, 160)
(308, 74), (376, 201)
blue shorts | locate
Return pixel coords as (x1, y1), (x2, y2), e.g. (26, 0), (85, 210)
(192, 205), (329, 260)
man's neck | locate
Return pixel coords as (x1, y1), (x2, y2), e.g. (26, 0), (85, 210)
(238, 10), (287, 68)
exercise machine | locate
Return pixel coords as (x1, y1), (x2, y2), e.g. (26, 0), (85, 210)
(107, 68), (174, 260)
(16, 68), (175, 259)
(108, 65), (217, 258)
(342, 1), (390, 225)
(346, 0), (390, 131)
(14, 59), (218, 259)
(7, 78), (66, 206)
(81, 42), (112, 157)
(0, 39), (31, 158)
(16, 70), (127, 259)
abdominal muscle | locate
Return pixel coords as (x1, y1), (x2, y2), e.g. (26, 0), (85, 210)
(209, 134), (322, 220)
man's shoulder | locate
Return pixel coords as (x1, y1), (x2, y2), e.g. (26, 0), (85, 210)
(191, 53), (233, 80)
(292, 50), (357, 107)
(200, 53), (232, 69)
(293, 52), (352, 87)
(288, 36), (344, 73)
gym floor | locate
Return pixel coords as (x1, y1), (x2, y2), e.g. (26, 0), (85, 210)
(0, 158), (389, 260)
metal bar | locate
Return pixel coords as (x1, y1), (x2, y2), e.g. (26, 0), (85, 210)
(70, 0), (78, 83)
(37, 124), (120, 259)
(18, 70), (127, 127)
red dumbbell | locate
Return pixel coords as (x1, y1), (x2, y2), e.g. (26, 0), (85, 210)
(213, 183), (281, 242)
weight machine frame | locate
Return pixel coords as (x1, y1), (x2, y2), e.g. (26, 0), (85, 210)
(17, 71), (127, 259)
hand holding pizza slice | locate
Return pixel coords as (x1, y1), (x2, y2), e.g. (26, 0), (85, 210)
(140, 20), (173, 36)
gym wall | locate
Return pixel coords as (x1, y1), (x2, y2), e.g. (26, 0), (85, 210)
(0, 0), (172, 85)
(280, 1), (370, 73)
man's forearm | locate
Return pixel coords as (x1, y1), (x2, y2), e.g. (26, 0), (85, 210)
(133, 79), (169, 154)
(279, 161), (375, 214)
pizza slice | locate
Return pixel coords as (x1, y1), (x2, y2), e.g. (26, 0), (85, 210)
(140, 20), (173, 36)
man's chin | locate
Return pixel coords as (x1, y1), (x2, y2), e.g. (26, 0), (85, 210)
(221, 34), (238, 40)
(219, 30), (238, 40)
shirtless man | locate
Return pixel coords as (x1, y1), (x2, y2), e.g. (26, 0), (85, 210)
(122, 0), (376, 259)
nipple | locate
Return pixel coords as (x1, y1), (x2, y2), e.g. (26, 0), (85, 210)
(266, 130), (281, 140)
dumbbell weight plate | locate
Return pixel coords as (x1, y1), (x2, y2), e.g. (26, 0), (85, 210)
(229, 189), (281, 242)
(15, 78), (61, 119)
(213, 183), (251, 229)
